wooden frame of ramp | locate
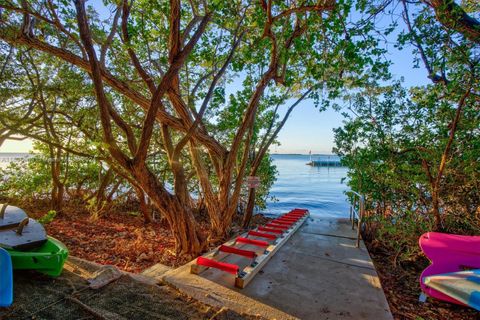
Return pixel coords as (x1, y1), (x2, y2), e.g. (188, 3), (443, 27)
(190, 209), (310, 288)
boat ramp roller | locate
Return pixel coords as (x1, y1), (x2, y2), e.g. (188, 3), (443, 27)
(190, 208), (309, 288)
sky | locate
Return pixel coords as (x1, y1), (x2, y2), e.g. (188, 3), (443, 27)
(272, 6), (431, 154)
(0, 53), (427, 154)
(0, 3), (431, 155)
(272, 50), (429, 154)
(0, 139), (33, 153)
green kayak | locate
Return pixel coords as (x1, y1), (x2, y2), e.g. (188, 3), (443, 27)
(7, 236), (68, 277)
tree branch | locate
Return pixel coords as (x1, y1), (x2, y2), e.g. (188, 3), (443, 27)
(424, 0), (480, 43)
(133, 10), (211, 166)
(74, 0), (130, 167)
(121, 0), (156, 93)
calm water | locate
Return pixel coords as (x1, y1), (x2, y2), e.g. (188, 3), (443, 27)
(0, 153), (351, 218)
(0, 153), (30, 169)
(264, 154), (350, 218)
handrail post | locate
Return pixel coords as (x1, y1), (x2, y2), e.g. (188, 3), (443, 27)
(347, 190), (365, 248)
(349, 205), (354, 229)
(356, 195), (364, 248)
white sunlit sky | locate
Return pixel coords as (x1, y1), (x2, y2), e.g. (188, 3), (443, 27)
(0, 3), (431, 155)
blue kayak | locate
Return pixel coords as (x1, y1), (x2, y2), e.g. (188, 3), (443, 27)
(0, 247), (13, 307)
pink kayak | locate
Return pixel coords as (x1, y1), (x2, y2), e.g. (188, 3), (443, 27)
(419, 232), (480, 305)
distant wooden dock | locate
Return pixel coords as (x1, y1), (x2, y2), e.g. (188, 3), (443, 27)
(307, 159), (343, 167)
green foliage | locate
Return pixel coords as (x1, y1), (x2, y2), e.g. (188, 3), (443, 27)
(335, 82), (479, 259)
(38, 210), (57, 225)
(0, 156), (52, 200)
(332, 0), (480, 262)
(0, 146), (126, 207)
(251, 154), (278, 210)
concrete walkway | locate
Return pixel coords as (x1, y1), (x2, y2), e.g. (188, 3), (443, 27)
(155, 217), (393, 320)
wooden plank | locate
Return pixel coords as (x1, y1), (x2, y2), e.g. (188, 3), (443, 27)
(235, 213), (309, 288)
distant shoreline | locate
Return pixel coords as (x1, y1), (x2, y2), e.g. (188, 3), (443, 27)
(0, 152), (338, 157)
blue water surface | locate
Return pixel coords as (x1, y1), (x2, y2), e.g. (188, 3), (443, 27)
(264, 154), (350, 218)
(0, 153), (350, 218)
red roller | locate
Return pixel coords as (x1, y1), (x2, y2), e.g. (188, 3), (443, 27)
(196, 256), (239, 274)
(281, 214), (300, 218)
(290, 208), (308, 213)
(275, 220), (297, 225)
(271, 222), (293, 228)
(271, 220), (293, 226)
(218, 245), (257, 259)
(291, 208), (308, 213)
(248, 230), (277, 240)
(285, 211), (305, 215)
(277, 217), (298, 222)
(236, 237), (269, 247)
(284, 212), (305, 217)
(282, 213), (301, 218)
(265, 223), (289, 230)
(281, 215), (302, 219)
(258, 226), (283, 234)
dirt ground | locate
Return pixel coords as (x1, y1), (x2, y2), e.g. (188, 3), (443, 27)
(0, 201), (270, 319)
(45, 212), (187, 273)
(0, 257), (263, 320)
(366, 242), (479, 320)
(12, 200), (269, 273)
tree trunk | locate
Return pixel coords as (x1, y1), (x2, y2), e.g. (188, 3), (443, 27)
(0, 135), (7, 148)
(50, 147), (64, 213)
(133, 185), (152, 223)
(146, 189), (203, 255)
(94, 168), (113, 214)
(132, 165), (204, 255)
(188, 141), (223, 240)
(429, 85), (471, 230)
(431, 189), (442, 230)
(242, 187), (256, 228)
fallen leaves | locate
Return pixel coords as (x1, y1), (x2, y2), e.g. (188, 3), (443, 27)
(45, 211), (190, 273)
(366, 240), (478, 320)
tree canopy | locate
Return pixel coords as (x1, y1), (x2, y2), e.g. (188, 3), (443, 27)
(0, 0), (478, 255)
(334, 0), (479, 257)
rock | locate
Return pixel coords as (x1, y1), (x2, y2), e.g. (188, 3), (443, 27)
(136, 252), (148, 262)
(88, 265), (122, 289)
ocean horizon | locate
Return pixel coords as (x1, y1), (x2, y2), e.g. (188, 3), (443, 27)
(0, 153), (351, 219)
(264, 154), (349, 218)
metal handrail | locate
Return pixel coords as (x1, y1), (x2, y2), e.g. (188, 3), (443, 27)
(347, 191), (365, 248)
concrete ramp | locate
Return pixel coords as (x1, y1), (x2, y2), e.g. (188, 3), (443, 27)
(159, 217), (393, 320)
